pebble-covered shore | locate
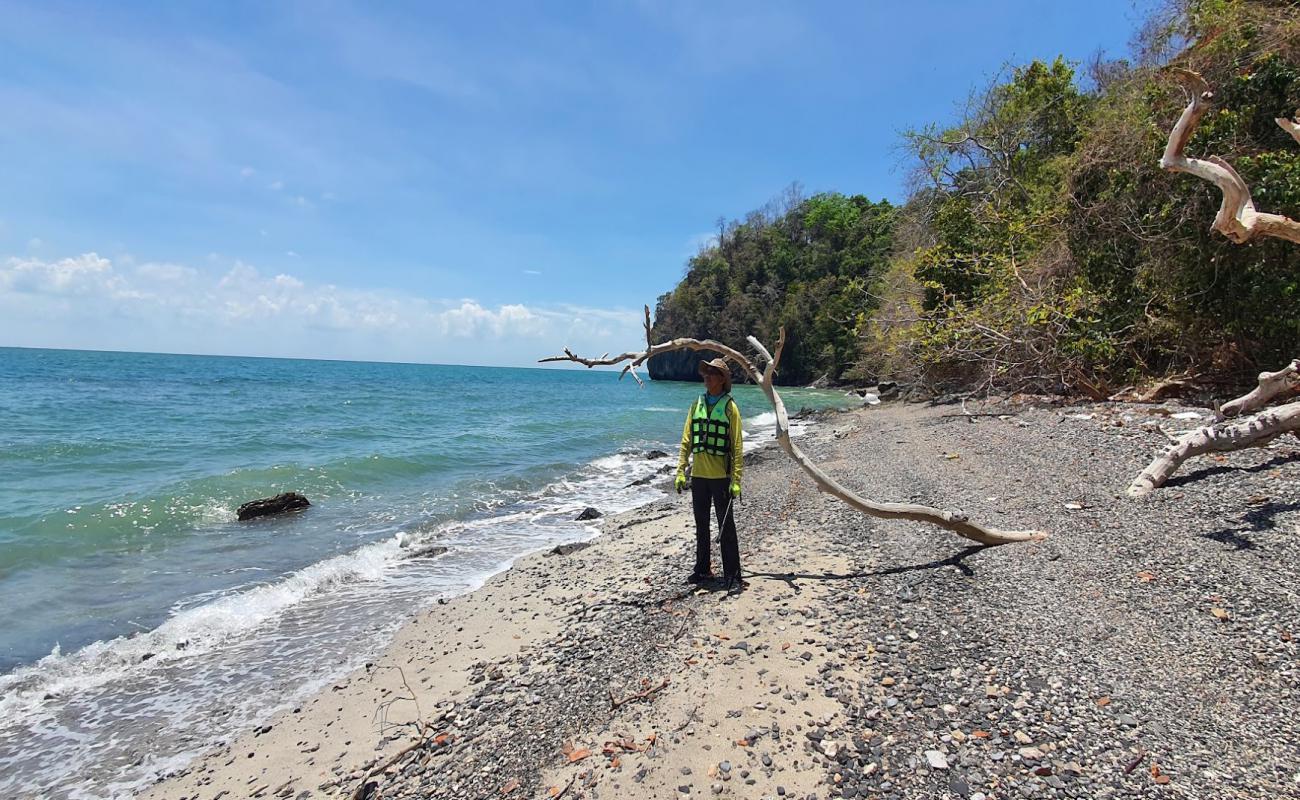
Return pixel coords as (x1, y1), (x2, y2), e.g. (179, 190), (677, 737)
(145, 399), (1299, 800)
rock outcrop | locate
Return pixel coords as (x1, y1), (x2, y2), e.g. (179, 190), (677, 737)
(647, 349), (728, 383)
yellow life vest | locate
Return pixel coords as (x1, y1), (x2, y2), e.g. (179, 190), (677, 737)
(690, 394), (734, 457)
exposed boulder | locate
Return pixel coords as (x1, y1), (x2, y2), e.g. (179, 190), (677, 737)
(237, 492), (310, 521)
(575, 507), (602, 521)
(645, 449), (670, 459)
(405, 544), (450, 559)
(547, 542), (593, 557)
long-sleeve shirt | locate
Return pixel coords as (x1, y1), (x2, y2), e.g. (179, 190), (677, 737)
(677, 395), (743, 484)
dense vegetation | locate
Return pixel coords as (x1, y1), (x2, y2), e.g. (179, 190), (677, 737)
(651, 190), (895, 386)
(655, 0), (1300, 395)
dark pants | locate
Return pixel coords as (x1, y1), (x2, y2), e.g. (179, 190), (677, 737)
(690, 477), (740, 578)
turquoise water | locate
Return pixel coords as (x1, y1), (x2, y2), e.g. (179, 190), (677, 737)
(0, 347), (850, 798)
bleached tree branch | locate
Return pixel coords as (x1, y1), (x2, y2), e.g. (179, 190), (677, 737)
(1127, 74), (1300, 496)
(544, 307), (1045, 546)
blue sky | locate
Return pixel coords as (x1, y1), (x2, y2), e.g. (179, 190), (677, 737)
(0, 0), (1156, 365)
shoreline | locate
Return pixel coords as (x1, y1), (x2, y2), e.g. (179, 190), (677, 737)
(140, 398), (1300, 799)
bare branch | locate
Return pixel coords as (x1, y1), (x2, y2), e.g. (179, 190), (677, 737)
(1161, 69), (1300, 245)
(1130, 75), (1300, 496)
(543, 334), (1044, 546)
(1219, 359), (1300, 418)
(1127, 400), (1300, 496)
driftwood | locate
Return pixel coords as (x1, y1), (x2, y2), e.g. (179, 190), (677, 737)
(609, 677), (670, 709)
(541, 307), (1044, 546)
(1127, 71), (1300, 496)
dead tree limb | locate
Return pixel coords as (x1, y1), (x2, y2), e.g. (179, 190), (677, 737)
(1127, 400), (1300, 497)
(541, 307), (1044, 546)
(1220, 359), (1300, 418)
(1160, 69), (1300, 244)
(609, 678), (670, 709)
(1127, 73), (1300, 496)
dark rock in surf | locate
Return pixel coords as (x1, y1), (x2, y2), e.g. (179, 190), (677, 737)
(406, 545), (450, 559)
(645, 450), (670, 460)
(236, 492), (311, 521)
(575, 507), (602, 521)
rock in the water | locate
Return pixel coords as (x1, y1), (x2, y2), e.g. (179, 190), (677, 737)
(237, 492), (310, 521)
(405, 545), (449, 559)
(575, 507), (602, 521)
(645, 449), (670, 459)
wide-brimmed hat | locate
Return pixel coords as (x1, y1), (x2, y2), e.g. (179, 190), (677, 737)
(698, 357), (732, 393)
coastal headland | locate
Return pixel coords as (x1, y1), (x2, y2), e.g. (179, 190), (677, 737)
(141, 400), (1300, 800)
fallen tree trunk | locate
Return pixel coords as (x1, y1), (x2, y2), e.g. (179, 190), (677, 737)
(1127, 400), (1300, 497)
(542, 307), (1044, 546)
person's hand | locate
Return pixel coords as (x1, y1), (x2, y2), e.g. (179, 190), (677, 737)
(730, 482), (741, 500)
(675, 473), (687, 493)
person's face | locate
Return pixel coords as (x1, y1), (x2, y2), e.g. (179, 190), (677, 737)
(703, 370), (724, 394)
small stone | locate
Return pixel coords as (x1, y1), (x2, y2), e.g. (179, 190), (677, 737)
(1012, 731), (1032, 745)
(719, 761), (731, 773)
(925, 750), (949, 770)
(761, 754), (773, 767)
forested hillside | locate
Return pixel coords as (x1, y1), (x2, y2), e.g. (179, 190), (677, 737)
(650, 191), (895, 386)
(653, 0), (1300, 395)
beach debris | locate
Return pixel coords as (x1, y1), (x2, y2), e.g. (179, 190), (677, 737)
(237, 492), (310, 521)
(609, 677), (670, 709)
(575, 507), (602, 521)
(548, 542), (593, 557)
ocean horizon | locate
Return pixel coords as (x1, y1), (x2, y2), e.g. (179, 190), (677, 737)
(0, 346), (849, 799)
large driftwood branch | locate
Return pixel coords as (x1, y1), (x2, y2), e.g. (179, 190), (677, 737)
(1127, 74), (1300, 496)
(1127, 400), (1300, 497)
(1219, 359), (1300, 418)
(1160, 69), (1300, 244)
(542, 307), (1044, 546)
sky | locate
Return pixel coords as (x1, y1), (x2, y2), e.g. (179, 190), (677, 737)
(0, 0), (1157, 366)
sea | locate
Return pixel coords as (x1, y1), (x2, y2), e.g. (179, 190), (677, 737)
(0, 347), (851, 799)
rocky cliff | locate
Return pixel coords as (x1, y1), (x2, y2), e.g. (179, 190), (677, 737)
(647, 349), (734, 384)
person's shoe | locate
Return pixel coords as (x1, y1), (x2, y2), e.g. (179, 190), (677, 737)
(686, 571), (714, 585)
(724, 575), (748, 594)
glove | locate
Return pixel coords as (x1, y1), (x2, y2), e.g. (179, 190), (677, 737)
(674, 473), (687, 493)
(730, 482), (741, 500)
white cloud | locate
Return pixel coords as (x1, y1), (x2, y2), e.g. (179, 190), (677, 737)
(0, 252), (642, 367)
(268, 180), (284, 191)
(135, 262), (198, 282)
(2, 253), (119, 294)
(523, 269), (541, 275)
(239, 166), (256, 178)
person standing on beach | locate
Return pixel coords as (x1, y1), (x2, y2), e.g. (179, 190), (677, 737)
(674, 357), (745, 593)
